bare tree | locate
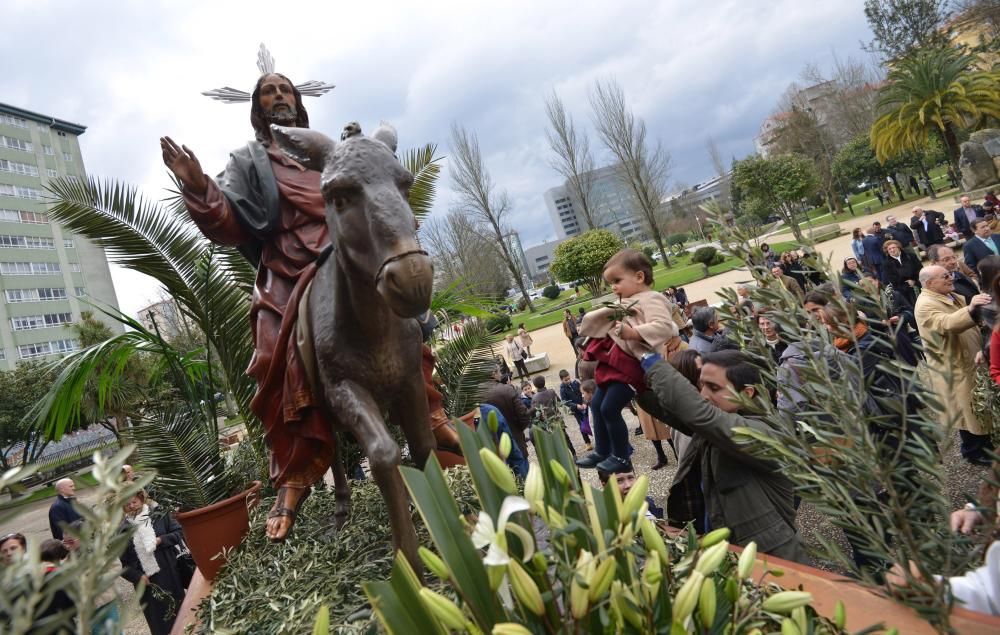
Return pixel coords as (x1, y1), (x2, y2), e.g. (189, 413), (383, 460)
(799, 54), (883, 144)
(590, 79), (673, 267)
(706, 136), (727, 178)
(449, 123), (535, 311)
(422, 211), (511, 298)
(545, 91), (600, 230)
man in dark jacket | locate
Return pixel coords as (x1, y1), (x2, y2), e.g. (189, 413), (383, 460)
(636, 350), (807, 563)
(885, 215), (915, 247)
(48, 478), (82, 540)
(954, 195), (985, 239)
(910, 207), (946, 247)
(482, 367), (532, 456)
(861, 226), (885, 278)
(963, 218), (1000, 272)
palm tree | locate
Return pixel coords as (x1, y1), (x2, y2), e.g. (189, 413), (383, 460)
(871, 47), (1000, 175)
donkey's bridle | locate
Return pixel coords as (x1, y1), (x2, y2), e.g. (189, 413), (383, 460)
(374, 249), (429, 285)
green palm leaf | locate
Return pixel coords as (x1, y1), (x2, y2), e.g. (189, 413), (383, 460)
(403, 143), (442, 220)
(433, 320), (498, 418)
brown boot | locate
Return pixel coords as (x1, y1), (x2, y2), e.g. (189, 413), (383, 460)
(430, 407), (462, 455)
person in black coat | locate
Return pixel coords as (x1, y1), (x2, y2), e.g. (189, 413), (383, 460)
(882, 239), (922, 308)
(885, 215), (915, 247)
(119, 492), (188, 635)
(954, 196), (985, 239)
(910, 207), (946, 247)
(48, 479), (83, 540)
(962, 218), (1000, 272)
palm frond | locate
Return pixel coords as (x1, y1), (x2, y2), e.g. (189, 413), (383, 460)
(403, 143), (442, 220)
(132, 405), (234, 510)
(430, 278), (501, 319)
(433, 320), (499, 417)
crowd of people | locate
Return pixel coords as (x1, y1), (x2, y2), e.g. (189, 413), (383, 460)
(490, 192), (1000, 615)
(2, 465), (194, 634)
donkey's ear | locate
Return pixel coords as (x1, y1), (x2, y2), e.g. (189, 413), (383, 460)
(372, 121), (398, 153)
(270, 125), (335, 171)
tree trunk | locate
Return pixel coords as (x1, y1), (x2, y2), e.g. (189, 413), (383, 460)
(654, 237), (671, 269)
(781, 206), (806, 243)
(916, 158), (937, 199)
(942, 124), (962, 181)
(892, 177), (905, 202)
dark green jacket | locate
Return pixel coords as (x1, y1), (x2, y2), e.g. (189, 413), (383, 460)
(215, 141), (281, 268)
(637, 360), (808, 564)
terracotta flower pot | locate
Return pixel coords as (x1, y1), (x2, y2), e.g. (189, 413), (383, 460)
(175, 481), (261, 581)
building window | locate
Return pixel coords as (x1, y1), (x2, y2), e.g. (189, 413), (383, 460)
(0, 209), (48, 224)
(0, 159), (39, 177)
(0, 261), (61, 275)
(43, 145), (54, 156)
(0, 184), (44, 200)
(62, 152), (72, 162)
(10, 312), (73, 331)
(0, 135), (32, 152)
(17, 339), (78, 359)
(63, 238), (74, 248)
(46, 168), (57, 177)
(0, 349), (5, 360)
(6, 287), (68, 303)
(0, 114), (29, 128)
(69, 263), (81, 272)
(0, 235), (55, 249)
(75, 286), (85, 297)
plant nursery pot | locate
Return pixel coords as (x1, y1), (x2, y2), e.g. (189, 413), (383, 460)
(176, 480), (261, 581)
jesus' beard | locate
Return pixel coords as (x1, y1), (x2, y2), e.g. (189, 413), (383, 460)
(266, 105), (298, 127)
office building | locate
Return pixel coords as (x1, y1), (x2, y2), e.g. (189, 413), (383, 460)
(543, 165), (646, 242)
(0, 103), (122, 368)
(523, 238), (568, 281)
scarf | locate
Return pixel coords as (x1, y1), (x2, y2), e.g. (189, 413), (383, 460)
(129, 505), (160, 577)
(833, 321), (868, 352)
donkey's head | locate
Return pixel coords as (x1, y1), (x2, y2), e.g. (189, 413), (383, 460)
(272, 122), (433, 318)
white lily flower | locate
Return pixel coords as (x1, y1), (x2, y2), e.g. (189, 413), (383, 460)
(471, 496), (531, 566)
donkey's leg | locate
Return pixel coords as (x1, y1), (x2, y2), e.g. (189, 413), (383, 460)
(393, 373), (436, 469)
(324, 379), (421, 572)
(331, 437), (351, 529)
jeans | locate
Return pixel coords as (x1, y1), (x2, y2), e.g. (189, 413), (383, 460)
(591, 381), (634, 460)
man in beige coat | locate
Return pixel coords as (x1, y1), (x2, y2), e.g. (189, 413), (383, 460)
(914, 265), (994, 466)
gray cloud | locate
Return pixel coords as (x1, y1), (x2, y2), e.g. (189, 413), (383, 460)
(2, 0), (873, 312)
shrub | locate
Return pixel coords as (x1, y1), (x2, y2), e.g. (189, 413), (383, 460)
(666, 232), (688, 247)
(516, 296), (528, 312)
(641, 245), (655, 260)
(541, 284), (561, 300)
(484, 312), (512, 334)
(691, 246), (718, 266)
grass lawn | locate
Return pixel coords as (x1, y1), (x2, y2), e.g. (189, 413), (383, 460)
(0, 472), (98, 511)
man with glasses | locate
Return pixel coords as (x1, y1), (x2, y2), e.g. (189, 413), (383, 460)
(915, 265), (994, 466)
(928, 244), (979, 304)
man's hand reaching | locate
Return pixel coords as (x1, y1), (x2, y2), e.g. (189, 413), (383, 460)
(160, 137), (208, 196)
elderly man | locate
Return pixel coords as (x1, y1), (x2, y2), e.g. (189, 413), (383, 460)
(963, 218), (1000, 272)
(911, 207), (946, 247)
(915, 265), (994, 466)
(861, 226), (886, 278)
(690, 306), (722, 353)
(736, 283), (755, 315)
(48, 478), (83, 540)
(770, 265), (804, 299)
(954, 195), (985, 239)
(886, 214), (916, 247)
(928, 244), (980, 303)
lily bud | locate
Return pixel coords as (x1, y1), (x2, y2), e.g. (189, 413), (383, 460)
(643, 551), (663, 588)
(622, 474), (649, 518)
(570, 551), (595, 620)
(761, 591), (813, 614)
(737, 542), (757, 579)
(780, 618), (801, 635)
(588, 557), (617, 602)
(498, 433), (512, 461)
(486, 409), (499, 433)
(672, 570), (703, 622)
(700, 527), (731, 548)
(479, 448), (516, 493)
(698, 577), (717, 628)
(417, 547), (450, 580)
(694, 540), (729, 576)
(492, 623), (532, 635)
(523, 463), (544, 509)
(418, 588), (466, 630)
(549, 459), (571, 487)
(640, 517), (670, 565)
(724, 577), (738, 603)
(834, 600), (846, 630)
(508, 559), (545, 616)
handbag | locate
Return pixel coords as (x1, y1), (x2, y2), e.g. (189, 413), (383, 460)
(175, 540), (196, 588)
(520, 349), (528, 360)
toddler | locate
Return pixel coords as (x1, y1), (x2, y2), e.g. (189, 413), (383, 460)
(576, 249), (676, 473)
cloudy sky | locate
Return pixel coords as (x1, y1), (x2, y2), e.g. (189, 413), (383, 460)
(2, 0), (875, 315)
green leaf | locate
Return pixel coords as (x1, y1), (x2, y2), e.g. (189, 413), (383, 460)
(363, 554), (448, 635)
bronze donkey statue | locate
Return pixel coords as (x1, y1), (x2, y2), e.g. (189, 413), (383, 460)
(271, 121), (435, 571)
